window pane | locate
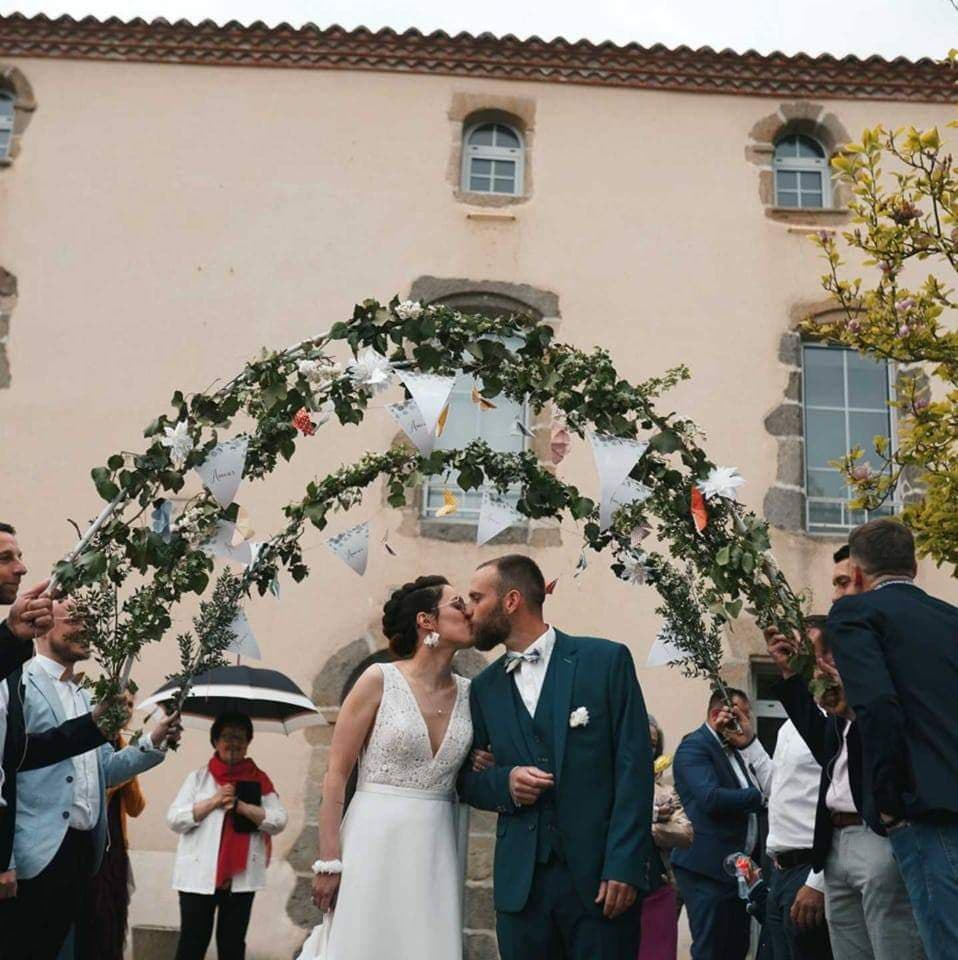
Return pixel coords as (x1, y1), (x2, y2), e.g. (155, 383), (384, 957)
(805, 409), (847, 467)
(493, 178), (515, 194)
(847, 352), (888, 409)
(774, 135), (799, 159)
(797, 135), (825, 159)
(471, 158), (492, 175)
(848, 411), (891, 458)
(777, 171), (798, 190)
(493, 125), (520, 149)
(807, 468), (846, 498)
(470, 175), (491, 192)
(809, 500), (844, 528)
(800, 171), (823, 190)
(777, 191), (799, 207)
(800, 192), (824, 209)
(804, 348), (845, 406)
(469, 124), (495, 146)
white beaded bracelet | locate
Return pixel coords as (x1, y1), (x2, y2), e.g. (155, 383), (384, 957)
(311, 859), (343, 875)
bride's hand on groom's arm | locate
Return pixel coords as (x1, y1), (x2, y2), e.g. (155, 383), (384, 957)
(312, 873), (341, 913)
(470, 748), (495, 772)
(595, 879), (638, 920)
(508, 766), (554, 806)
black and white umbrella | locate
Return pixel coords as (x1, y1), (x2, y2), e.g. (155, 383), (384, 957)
(137, 665), (327, 735)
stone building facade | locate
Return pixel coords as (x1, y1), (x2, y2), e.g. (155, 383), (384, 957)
(0, 14), (956, 958)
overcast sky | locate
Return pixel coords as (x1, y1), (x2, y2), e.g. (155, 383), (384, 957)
(0, 0), (955, 60)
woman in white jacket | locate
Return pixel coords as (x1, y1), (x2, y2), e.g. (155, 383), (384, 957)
(167, 712), (288, 960)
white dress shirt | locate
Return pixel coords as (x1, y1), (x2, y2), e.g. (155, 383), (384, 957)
(825, 721), (857, 814)
(748, 720), (826, 893)
(706, 724), (762, 857)
(510, 626), (556, 716)
(34, 654), (100, 831)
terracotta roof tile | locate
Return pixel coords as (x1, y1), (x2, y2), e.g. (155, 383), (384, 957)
(0, 12), (953, 102)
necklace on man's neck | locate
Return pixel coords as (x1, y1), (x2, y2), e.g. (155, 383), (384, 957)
(873, 577), (915, 591)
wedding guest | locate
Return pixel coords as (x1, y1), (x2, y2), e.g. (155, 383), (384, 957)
(828, 518), (958, 959)
(0, 523), (54, 676)
(75, 735), (147, 960)
(830, 544), (855, 600)
(6, 599), (180, 960)
(766, 615), (923, 960)
(639, 716), (692, 960)
(671, 688), (767, 960)
(167, 712), (288, 960)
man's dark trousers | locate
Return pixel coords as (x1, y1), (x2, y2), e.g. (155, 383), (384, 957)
(764, 863), (832, 960)
(673, 864), (750, 960)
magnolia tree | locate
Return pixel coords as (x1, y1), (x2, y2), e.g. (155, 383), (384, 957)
(808, 120), (958, 574)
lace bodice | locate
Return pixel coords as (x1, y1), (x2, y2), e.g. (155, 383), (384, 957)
(357, 663), (472, 794)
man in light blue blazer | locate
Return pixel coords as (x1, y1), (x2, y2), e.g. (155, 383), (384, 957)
(7, 600), (180, 960)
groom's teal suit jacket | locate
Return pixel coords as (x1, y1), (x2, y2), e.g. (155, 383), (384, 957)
(458, 630), (655, 915)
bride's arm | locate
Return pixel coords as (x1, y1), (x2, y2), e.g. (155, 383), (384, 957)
(313, 666), (384, 911)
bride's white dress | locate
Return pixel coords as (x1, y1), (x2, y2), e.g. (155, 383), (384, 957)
(297, 662), (473, 960)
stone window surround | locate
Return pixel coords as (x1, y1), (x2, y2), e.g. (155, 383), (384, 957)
(448, 92), (535, 208)
(0, 64), (35, 166)
(0, 267), (17, 389)
(746, 101), (853, 226)
(399, 276), (562, 548)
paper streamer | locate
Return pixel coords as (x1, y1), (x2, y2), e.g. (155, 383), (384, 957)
(476, 490), (524, 547)
(226, 611), (261, 660)
(386, 399), (435, 456)
(195, 437), (249, 508)
(201, 521), (253, 566)
(150, 500), (173, 543)
(646, 625), (686, 668)
(397, 371), (456, 436)
(326, 521), (370, 576)
(589, 432), (649, 530)
(600, 477), (654, 530)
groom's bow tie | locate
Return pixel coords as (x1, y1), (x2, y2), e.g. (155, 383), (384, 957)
(505, 649), (541, 674)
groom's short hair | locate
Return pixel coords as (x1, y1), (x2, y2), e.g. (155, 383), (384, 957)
(479, 554), (546, 612)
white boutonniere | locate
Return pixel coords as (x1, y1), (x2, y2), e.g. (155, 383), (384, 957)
(569, 706), (590, 728)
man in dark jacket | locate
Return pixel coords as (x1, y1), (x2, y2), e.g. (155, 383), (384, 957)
(829, 518), (958, 960)
(671, 688), (767, 960)
(0, 523), (53, 678)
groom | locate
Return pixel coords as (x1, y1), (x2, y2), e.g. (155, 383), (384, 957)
(458, 554), (654, 959)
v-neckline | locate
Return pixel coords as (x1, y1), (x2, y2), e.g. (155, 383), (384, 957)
(391, 664), (462, 762)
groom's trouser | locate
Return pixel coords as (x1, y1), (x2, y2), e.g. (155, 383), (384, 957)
(496, 857), (642, 960)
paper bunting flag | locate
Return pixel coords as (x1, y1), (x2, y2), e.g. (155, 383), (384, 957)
(589, 433), (649, 530)
(691, 487), (709, 533)
(545, 578), (558, 595)
(513, 419), (534, 439)
(600, 477), (654, 530)
(202, 521), (253, 565)
(268, 576), (281, 599)
(573, 551), (588, 579)
(397, 370), (456, 436)
(233, 506), (255, 544)
(382, 532), (398, 557)
(386, 399), (435, 456)
(646, 625), (686, 668)
(476, 490), (523, 547)
(150, 500), (173, 543)
(471, 385), (497, 410)
(550, 423), (571, 465)
(436, 405), (450, 437)
(226, 611), (261, 660)
(436, 489), (459, 518)
(326, 521), (370, 576)
(195, 437), (248, 509)
(631, 522), (653, 546)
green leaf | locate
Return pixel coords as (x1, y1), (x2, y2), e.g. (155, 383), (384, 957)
(725, 598), (744, 619)
(716, 545), (731, 566)
(570, 497), (595, 520)
(650, 430), (683, 454)
(107, 454), (125, 471)
(328, 322), (350, 340)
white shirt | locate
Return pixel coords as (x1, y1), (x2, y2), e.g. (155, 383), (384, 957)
(748, 720), (826, 893)
(706, 724), (762, 857)
(826, 721), (857, 814)
(34, 654), (100, 831)
(510, 626), (556, 716)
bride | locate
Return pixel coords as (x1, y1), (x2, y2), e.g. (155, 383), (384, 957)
(297, 575), (477, 960)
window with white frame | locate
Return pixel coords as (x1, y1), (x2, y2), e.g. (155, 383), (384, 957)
(0, 92), (14, 161)
(422, 334), (528, 522)
(774, 134), (829, 209)
(461, 122), (524, 196)
(803, 343), (897, 534)
(751, 660), (788, 755)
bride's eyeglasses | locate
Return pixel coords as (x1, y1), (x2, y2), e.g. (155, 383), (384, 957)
(437, 595), (467, 614)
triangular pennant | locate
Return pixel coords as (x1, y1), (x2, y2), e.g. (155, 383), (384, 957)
(436, 489), (459, 518)
(589, 432), (649, 530)
(226, 610), (261, 660)
(647, 624), (686, 668)
(386, 399), (434, 456)
(326, 521), (370, 576)
(436, 404), (450, 437)
(150, 500), (173, 543)
(600, 477), (654, 530)
(545, 578), (558, 595)
(476, 490), (523, 547)
(195, 437), (249, 509)
(201, 521), (253, 565)
(397, 370), (456, 435)
(471, 385), (497, 410)
(550, 423), (571, 465)
(691, 487), (709, 533)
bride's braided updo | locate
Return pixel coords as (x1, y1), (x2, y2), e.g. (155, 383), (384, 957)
(381, 575), (449, 658)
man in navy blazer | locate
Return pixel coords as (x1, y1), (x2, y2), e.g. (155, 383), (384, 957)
(829, 518), (958, 959)
(458, 555), (654, 960)
(671, 688), (766, 960)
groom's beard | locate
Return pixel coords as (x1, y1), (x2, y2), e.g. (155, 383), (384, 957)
(471, 605), (511, 652)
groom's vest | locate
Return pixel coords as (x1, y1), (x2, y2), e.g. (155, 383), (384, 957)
(510, 653), (562, 865)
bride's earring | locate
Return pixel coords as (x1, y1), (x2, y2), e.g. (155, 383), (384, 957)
(424, 631), (440, 648)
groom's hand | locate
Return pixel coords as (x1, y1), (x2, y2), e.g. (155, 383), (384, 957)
(596, 879), (637, 919)
(509, 766), (554, 806)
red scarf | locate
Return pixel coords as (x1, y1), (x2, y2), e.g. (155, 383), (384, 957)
(208, 754), (276, 889)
